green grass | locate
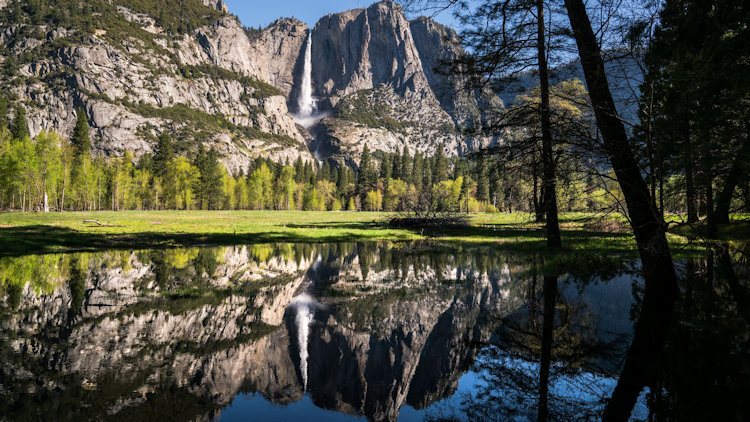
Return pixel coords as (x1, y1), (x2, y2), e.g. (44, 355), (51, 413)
(0, 210), (742, 257)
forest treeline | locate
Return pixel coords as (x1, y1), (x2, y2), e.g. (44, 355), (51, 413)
(0, 98), (633, 214)
(0, 90), (747, 216)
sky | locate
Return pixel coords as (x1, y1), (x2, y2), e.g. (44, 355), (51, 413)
(224, 0), (457, 30)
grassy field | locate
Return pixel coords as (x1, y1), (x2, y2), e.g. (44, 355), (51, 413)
(0, 210), (743, 256)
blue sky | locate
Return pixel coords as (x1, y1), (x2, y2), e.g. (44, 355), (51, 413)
(224, 0), (456, 30)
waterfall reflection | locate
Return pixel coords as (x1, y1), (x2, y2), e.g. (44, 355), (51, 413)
(0, 242), (747, 421)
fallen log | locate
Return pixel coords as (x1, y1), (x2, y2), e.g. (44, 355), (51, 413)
(82, 220), (125, 228)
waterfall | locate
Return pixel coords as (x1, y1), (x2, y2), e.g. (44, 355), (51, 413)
(297, 33), (316, 118)
(294, 32), (328, 129)
(291, 293), (316, 391)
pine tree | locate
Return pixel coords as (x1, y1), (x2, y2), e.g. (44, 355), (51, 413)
(294, 157), (305, 183)
(10, 105), (29, 140)
(0, 94), (8, 130)
(193, 146), (224, 210)
(423, 158), (433, 190)
(413, 152), (424, 191)
(476, 154), (490, 201)
(356, 144), (373, 197)
(319, 160), (331, 182)
(433, 144), (448, 183)
(392, 150), (401, 180)
(152, 133), (174, 178)
(71, 108), (90, 157)
(400, 146), (411, 184)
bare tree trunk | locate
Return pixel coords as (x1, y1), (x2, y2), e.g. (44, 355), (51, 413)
(562, 1), (679, 420)
(537, 0), (561, 248)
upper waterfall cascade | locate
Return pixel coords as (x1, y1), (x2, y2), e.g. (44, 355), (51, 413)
(297, 34), (316, 117)
(293, 32), (327, 129)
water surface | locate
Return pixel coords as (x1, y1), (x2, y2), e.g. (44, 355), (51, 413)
(0, 242), (747, 421)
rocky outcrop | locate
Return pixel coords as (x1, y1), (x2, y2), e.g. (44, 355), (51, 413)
(202, 0), (229, 13)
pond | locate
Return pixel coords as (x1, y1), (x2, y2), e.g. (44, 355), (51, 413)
(0, 242), (747, 421)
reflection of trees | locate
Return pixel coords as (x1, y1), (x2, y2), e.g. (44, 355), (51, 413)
(453, 260), (631, 421)
(3, 243), (744, 421)
(650, 251), (750, 421)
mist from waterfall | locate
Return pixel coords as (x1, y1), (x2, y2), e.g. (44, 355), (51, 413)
(293, 32), (328, 129)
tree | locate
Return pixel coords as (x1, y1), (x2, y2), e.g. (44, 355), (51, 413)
(193, 146), (224, 210)
(279, 165), (296, 210)
(356, 144), (377, 205)
(0, 94), (8, 130)
(10, 105), (29, 141)
(364, 190), (383, 211)
(152, 133), (174, 178)
(433, 144), (448, 183)
(165, 157), (198, 209)
(70, 108), (90, 157)
(475, 154), (490, 202)
(247, 163), (273, 210)
(563, 0), (679, 419)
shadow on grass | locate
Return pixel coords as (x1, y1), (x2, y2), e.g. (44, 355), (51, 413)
(0, 224), (411, 257)
(0, 220), (646, 257)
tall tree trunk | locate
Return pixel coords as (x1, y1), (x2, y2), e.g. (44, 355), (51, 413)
(538, 274), (558, 421)
(562, 1), (679, 420)
(686, 163), (697, 223)
(704, 154), (717, 237)
(537, 0), (561, 248)
(714, 129), (750, 224)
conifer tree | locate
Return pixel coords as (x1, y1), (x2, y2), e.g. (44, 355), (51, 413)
(400, 146), (411, 184)
(392, 150), (401, 180)
(152, 133), (174, 178)
(193, 146), (224, 210)
(10, 105), (29, 140)
(294, 157), (305, 183)
(71, 108), (90, 157)
(476, 154), (490, 202)
(0, 94), (8, 130)
(433, 144), (448, 183)
(356, 144), (374, 199)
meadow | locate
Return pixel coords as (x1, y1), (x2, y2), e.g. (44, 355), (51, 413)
(0, 210), (738, 257)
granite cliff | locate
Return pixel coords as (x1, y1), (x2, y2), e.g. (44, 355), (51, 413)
(0, 0), (499, 172)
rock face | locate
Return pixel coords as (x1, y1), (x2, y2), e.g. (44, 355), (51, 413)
(0, 1), (315, 173)
(249, 18), (309, 99)
(0, 0), (502, 169)
(305, 1), (500, 163)
(0, 244), (524, 422)
(311, 1), (431, 102)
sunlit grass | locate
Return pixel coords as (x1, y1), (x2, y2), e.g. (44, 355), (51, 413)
(0, 210), (743, 256)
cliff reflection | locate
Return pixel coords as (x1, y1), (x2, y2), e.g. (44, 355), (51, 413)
(0, 242), (747, 421)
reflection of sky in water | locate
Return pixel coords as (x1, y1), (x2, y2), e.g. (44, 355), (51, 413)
(221, 395), (367, 421)
(221, 353), (648, 421)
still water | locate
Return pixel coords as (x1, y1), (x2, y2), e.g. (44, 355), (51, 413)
(0, 242), (747, 421)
